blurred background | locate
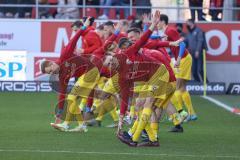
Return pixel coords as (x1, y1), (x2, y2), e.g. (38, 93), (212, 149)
(0, 0), (239, 95)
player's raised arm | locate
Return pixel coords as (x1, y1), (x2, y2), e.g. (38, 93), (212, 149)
(127, 11), (161, 55)
(59, 17), (91, 62)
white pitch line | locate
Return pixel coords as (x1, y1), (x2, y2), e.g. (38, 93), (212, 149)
(0, 149), (240, 159)
(202, 96), (240, 115)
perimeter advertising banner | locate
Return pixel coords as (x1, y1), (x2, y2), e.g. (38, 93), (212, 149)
(0, 20), (239, 61)
(0, 51), (28, 81)
(40, 21), (240, 62)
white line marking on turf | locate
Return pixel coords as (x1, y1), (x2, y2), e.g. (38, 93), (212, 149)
(202, 96), (240, 115)
(0, 149), (240, 159)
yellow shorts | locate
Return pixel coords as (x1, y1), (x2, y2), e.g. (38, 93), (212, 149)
(102, 73), (120, 95)
(153, 82), (176, 109)
(96, 77), (108, 90)
(68, 67), (100, 100)
(174, 53), (192, 80)
(134, 64), (175, 98)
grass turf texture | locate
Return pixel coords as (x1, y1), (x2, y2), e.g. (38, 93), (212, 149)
(0, 92), (239, 160)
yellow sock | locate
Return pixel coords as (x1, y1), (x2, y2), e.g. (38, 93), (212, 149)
(170, 113), (181, 126)
(95, 105), (105, 121)
(129, 120), (138, 135)
(79, 98), (87, 111)
(64, 112), (73, 124)
(93, 98), (101, 108)
(76, 114), (84, 125)
(110, 107), (119, 122)
(150, 122), (159, 136)
(129, 105), (135, 119)
(172, 90), (183, 112)
(182, 91), (196, 115)
(132, 108), (152, 142)
(65, 99), (77, 124)
(108, 96), (118, 121)
(68, 98), (84, 125)
(145, 123), (157, 142)
(95, 97), (114, 121)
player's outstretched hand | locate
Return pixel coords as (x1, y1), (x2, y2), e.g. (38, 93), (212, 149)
(151, 10), (160, 26)
(114, 20), (123, 32)
(83, 17), (91, 27)
(170, 38), (184, 46)
(149, 10), (160, 31)
(142, 13), (150, 24)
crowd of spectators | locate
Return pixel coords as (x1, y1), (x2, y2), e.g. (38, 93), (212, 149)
(0, 0), (152, 19)
(0, 0), (239, 21)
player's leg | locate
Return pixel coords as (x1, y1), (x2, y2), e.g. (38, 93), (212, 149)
(176, 54), (197, 121)
(179, 79), (197, 121)
(132, 98), (156, 141)
(69, 67), (100, 131)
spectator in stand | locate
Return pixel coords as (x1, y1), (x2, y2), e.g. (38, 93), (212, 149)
(188, 0), (205, 21)
(209, 0), (224, 21)
(98, 0), (112, 19)
(0, 0), (34, 18)
(16, 0), (34, 18)
(185, 19), (208, 82)
(99, 0), (130, 19)
(0, 0), (18, 18)
(0, 1), (6, 18)
(38, 0), (52, 19)
(135, 0), (151, 18)
(55, 0), (79, 19)
(85, 0), (100, 16)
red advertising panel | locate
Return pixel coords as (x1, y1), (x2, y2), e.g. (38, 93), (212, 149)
(41, 21), (240, 62)
(198, 23), (240, 61)
(41, 22), (72, 53)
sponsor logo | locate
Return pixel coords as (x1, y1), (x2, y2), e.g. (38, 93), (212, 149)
(0, 51), (27, 81)
(0, 81), (52, 92)
(226, 83), (240, 95)
(186, 82), (225, 95)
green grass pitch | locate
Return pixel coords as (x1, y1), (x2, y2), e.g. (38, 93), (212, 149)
(0, 92), (240, 160)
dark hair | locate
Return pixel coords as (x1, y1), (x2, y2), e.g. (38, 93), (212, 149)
(187, 18), (195, 24)
(118, 37), (132, 48)
(82, 16), (95, 26)
(71, 20), (83, 28)
(40, 60), (51, 73)
(127, 27), (141, 34)
(160, 14), (169, 25)
(97, 24), (104, 30)
(130, 20), (142, 30)
(104, 21), (114, 27)
(176, 23), (183, 28)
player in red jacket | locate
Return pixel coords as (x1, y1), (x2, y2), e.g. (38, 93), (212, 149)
(101, 11), (181, 147)
(41, 18), (103, 132)
(72, 17), (103, 118)
(158, 14), (197, 121)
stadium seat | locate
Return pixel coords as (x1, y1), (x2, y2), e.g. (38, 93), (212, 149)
(108, 9), (116, 19)
(48, 0), (57, 3)
(31, 7), (36, 18)
(119, 9), (125, 19)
